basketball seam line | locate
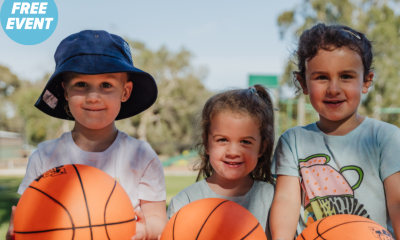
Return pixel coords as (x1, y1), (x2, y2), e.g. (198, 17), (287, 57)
(72, 164), (93, 240)
(195, 200), (229, 240)
(172, 210), (180, 240)
(14, 218), (136, 234)
(315, 216), (326, 240)
(104, 181), (117, 240)
(26, 186), (75, 239)
(240, 222), (260, 240)
(313, 220), (379, 240)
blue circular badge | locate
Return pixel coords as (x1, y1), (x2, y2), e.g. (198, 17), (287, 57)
(0, 0), (58, 45)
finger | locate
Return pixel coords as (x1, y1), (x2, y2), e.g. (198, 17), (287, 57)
(131, 231), (144, 240)
(10, 206), (16, 227)
(135, 209), (145, 223)
(158, 235), (161, 240)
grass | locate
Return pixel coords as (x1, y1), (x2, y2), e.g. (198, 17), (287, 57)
(0, 175), (196, 238)
(0, 176), (23, 239)
(165, 175), (197, 205)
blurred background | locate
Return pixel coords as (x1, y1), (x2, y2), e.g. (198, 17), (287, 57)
(1, 0), (400, 236)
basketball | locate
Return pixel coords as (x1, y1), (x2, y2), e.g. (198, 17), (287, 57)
(14, 164), (136, 240)
(297, 214), (394, 240)
(161, 198), (267, 240)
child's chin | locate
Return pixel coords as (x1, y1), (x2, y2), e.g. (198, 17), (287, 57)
(78, 119), (115, 130)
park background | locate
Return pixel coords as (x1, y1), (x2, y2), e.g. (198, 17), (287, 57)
(1, 0), (400, 237)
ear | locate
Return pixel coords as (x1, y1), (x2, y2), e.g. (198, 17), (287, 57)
(362, 72), (374, 94)
(122, 81), (133, 102)
(62, 82), (68, 101)
(296, 74), (309, 95)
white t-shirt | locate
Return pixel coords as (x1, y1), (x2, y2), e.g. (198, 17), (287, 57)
(18, 131), (166, 210)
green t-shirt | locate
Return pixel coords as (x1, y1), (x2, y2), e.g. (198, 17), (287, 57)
(167, 179), (274, 239)
(272, 117), (400, 238)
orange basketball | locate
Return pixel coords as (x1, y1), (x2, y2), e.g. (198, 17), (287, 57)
(161, 198), (267, 240)
(297, 214), (394, 240)
(14, 164), (136, 240)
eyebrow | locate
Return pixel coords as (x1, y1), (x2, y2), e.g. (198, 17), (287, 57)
(310, 71), (328, 76)
(340, 70), (358, 74)
(212, 134), (256, 141)
(310, 69), (358, 75)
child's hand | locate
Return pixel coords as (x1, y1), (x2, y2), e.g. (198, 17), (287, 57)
(131, 209), (147, 240)
(6, 206), (16, 240)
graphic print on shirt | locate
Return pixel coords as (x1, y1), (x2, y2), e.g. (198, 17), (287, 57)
(34, 165), (66, 182)
(299, 154), (370, 226)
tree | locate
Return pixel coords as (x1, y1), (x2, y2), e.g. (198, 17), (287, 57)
(277, 0), (400, 125)
(12, 75), (65, 146)
(122, 40), (213, 155)
(0, 65), (22, 132)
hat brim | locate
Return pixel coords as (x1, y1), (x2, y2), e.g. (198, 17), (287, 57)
(35, 54), (158, 120)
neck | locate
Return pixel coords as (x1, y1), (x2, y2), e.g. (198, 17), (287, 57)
(71, 121), (118, 152)
(317, 111), (365, 136)
(206, 174), (254, 197)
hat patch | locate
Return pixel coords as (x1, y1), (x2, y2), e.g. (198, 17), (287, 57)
(43, 90), (58, 109)
(123, 41), (133, 63)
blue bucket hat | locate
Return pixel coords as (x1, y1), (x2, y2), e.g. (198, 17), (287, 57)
(35, 30), (157, 120)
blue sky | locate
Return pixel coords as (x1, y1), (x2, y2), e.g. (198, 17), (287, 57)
(0, 0), (301, 91)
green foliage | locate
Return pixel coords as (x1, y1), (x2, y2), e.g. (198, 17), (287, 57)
(12, 78), (64, 145)
(277, 0), (400, 124)
(0, 65), (21, 132)
(122, 40), (213, 155)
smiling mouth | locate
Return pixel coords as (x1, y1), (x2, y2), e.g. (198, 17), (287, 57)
(223, 161), (243, 165)
(323, 100), (345, 104)
(84, 108), (105, 111)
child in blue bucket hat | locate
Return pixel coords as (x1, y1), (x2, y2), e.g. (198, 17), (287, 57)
(6, 30), (166, 240)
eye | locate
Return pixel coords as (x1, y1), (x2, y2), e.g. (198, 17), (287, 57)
(217, 138), (228, 142)
(75, 82), (87, 87)
(316, 75), (328, 80)
(101, 82), (112, 88)
(241, 140), (252, 145)
(341, 74), (353, 80)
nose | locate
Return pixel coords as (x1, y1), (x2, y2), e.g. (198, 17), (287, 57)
(327, 79), (341, 96)
(86, 87), (101, 104)
(226, 143), (240, 159)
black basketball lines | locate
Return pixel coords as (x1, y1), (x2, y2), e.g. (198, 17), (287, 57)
(171, 200), (260, 240)
(15, 164), (136, 240)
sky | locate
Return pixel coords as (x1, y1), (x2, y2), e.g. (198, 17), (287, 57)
(0, 0), (301, 92)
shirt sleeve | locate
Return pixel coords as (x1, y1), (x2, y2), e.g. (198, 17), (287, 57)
(167, 197), (186, 219)
(17, 150), (43, 195)
(272, 134), (299, 177)
(137, 142), (166, 201)
(379, 129), (400, 181)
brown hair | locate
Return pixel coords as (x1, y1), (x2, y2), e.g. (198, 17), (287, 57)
(194, 84), (275, 183)
(293, 23), (373, 93)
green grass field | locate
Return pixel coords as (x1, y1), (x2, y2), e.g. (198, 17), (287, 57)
(0, 175), (196, 238)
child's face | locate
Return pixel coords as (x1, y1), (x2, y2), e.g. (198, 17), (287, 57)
(207, 112), (263, 181)
(301, 47), (373, 122)
(62, 73), (133, 130)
